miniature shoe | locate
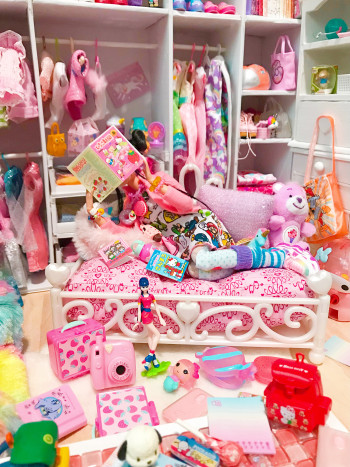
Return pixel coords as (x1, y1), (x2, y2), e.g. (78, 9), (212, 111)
(187, 0), (204, 12)
(204, 1), (218, 13)
(218, 2), (236, 13)
(143, 354), (154, 371)
(152, 354), (160, 368)
(246, 112), (257, 138)
(240, 111), (249, 138)
(173, 0), (186, 10)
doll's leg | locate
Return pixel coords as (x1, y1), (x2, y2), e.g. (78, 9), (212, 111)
(143, 323), (161, 370)
(191, 246), (239, 272)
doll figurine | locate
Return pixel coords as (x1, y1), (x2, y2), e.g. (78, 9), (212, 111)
(163, 359), (200, 392)
(132, 277), (166, 371)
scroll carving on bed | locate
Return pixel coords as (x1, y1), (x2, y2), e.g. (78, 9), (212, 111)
(46, 257), (331, 364)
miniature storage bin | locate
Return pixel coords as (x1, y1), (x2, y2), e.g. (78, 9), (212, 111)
(47, 319), (105, 380)
(68, 117), (100, 155)
(337, 74), (350, 94)
(264, 354), (332, 432)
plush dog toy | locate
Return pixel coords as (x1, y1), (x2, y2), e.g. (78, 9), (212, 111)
(117, 425), (162, 467)
(268, 182), (316, 249)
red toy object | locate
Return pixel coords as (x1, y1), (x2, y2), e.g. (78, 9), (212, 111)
(264, 353), (332, 432)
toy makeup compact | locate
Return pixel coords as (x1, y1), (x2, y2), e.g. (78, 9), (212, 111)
(148, 122), (165, 149)
(195, 346), (256, 389)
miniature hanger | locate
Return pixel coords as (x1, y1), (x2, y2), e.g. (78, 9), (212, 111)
(203, 43), (211, 69)
(55, 38), (61, 62)
(198, 44), (206, 67)
(1, 153), (10, 171)
(95, 38), (100, 67)
(70, 37), (75, 54)
(188, 43), (196, 72)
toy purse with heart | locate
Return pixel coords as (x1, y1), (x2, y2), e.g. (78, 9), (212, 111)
(47, 122), (67, 157)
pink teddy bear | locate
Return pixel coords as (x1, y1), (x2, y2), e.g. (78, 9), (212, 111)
(269, 182), (316, 249)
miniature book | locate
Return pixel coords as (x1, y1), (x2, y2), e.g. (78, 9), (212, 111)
(146, 250), (188, 282)
(99, 239), (133, 268)
(68, 126), (143, 201)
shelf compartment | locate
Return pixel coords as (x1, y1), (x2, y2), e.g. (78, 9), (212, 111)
(242, 90), (296, 96)
(245, 16), (301, 36)
(32, 0), (168, 29)
(49, 168), (86, 199)
(173, 11), (241, 32)
(240, 138), (291, 144)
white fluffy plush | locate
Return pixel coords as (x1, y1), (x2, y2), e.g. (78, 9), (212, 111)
(73, 202), (157, 260)
(118, 425), (162, 467)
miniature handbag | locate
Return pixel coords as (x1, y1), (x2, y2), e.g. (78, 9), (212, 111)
(67, 117), (100, 155)
(270, 35), (296, 91)
(260, 97), (292, 138)
(47, 122), (67, 157)
(304, 116), (348, 244)
(264, 353), (332, 432)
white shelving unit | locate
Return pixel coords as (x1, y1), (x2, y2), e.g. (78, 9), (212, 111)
(291, 0), (350, 231)
(0, 0), (302, 291)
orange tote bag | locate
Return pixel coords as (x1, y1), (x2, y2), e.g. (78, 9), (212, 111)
(304, 116), (348, 244)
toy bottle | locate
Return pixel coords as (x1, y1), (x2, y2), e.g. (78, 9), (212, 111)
(131, 240), (156, 263)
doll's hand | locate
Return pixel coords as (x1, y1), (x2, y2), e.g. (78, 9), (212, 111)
(86, 190), (94, 213)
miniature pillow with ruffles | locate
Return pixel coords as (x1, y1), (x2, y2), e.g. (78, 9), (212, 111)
(0, 31), (26, 106)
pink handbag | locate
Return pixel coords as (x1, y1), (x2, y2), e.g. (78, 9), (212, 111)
(271, 35), (296, 91)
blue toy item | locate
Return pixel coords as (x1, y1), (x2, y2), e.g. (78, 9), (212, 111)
(0, 292), (23, 351)
(196, 346), (256, 389)
(325, 18), (348, 40)
(187, 0), (204, 11)
(164, 375), (179, 392)
(130, 117), (148, 135)
(4, 166), (23, 200)
(173, 0), (186, 10)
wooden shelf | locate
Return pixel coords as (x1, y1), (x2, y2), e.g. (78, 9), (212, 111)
(33, 0), (168, 28)
(242, 90), (296, 96)
(245, 16), (301, 36)
(240, 138), (292, 144)
(173, 11), (241, 32)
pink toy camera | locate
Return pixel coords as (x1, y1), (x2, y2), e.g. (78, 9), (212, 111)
(47, 319), (105, 381)
(90, 335), (136, 390)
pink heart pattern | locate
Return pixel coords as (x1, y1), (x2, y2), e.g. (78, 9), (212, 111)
(97, 388), (154, 436)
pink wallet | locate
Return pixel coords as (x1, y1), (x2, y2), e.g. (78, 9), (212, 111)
(162, 388), (213, 423)
(96, 386), (159, 437)
(15, 384), (87, 439)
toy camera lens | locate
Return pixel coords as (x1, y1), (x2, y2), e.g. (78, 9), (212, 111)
(116, 365), (126, 375)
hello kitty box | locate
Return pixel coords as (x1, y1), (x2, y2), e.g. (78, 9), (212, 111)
(264, 354), (332, 432)
(47, 319), (105, 380)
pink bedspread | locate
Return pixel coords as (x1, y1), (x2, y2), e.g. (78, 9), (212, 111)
(65, 258), (314, 332)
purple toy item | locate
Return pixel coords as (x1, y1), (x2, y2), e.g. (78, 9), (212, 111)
(195, 346), (256, 389)
(148, 121), (165, 149)
(65, 50), (89, 120)
(268, 182), (316, 248)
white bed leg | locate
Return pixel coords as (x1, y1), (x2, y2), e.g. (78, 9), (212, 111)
(46, 264), (71, 329)
(309, 294), (330, 365)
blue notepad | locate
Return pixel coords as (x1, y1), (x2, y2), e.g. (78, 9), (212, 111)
(146, 250), (188, 282)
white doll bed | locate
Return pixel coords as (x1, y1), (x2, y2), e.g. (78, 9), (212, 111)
(46, 257), (331, 364)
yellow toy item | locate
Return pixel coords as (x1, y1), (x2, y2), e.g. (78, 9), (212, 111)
(0, 345), (29, 403)
(47, 122), (67, 157)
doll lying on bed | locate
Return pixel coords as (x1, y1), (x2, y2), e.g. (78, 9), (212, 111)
(83, 153), (326, 284)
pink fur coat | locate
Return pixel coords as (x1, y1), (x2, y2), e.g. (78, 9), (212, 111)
(73, 203), (157, 261)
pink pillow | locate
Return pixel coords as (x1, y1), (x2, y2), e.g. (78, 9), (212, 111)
(198, 185), (274, 242)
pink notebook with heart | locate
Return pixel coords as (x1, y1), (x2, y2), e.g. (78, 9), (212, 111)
(95, 386), (159, 436)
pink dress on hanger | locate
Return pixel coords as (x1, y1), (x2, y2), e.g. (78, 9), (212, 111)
(194, 66), (207, 173)
(0, 30), (26, 106)
(22, 162), (49, 272)
(179, 62), (197, 170)
(7, 60), (38, 123)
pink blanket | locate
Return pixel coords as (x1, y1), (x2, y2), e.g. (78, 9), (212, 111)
(65, 258), (313, 332)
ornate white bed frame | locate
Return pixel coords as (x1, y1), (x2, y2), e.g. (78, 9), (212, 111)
(46, 261), (331, 364)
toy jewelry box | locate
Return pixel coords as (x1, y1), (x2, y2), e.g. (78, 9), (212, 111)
(47, 319), (105, 380)
(15, 385), (86, 439)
